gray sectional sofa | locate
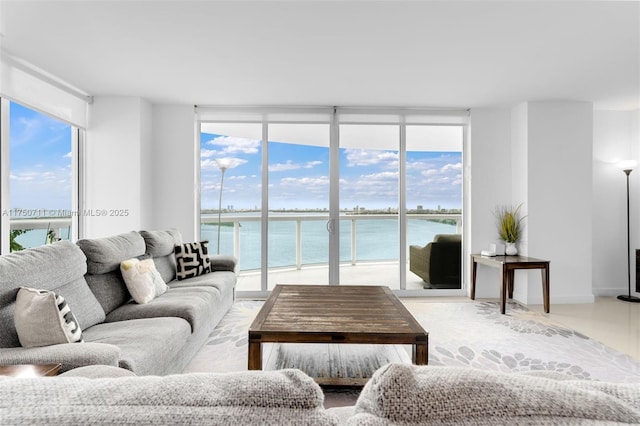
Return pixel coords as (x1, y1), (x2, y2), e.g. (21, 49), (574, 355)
(1, 364), (639, 424)
(0, 229), (236, 375)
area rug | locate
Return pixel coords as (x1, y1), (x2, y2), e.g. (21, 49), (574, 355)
(184, 300), (640, 384)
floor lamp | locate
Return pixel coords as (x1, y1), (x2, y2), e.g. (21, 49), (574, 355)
(214, 158), (232, 255)
(617, 160), (640, 303)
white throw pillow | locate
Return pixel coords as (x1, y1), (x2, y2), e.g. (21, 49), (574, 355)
(14, 287), (84, 348)
(120, 257), (168, 304)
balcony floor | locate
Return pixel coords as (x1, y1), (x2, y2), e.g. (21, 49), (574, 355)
(236, 262), (433, 292)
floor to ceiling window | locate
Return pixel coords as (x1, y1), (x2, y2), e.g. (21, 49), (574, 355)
(200, 122), (263, 291)
(198, 108), (467, 295)
(266, 123), (330, 289)
(339, 124), (400, 288)
(1, 100), (79, 253)
(406, 125), (463, 289)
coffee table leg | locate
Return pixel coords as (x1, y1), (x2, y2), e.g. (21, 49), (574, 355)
(413, 341), (428, 365)
(248, 339), (262, 370)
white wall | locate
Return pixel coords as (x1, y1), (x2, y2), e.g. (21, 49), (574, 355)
(592, 110), (640, 296)
(149, 105), (197, 241)
(83, 96), (151, 238)
(82, 99), (629, 305)
(470, 102), (594, 304)
(526, 102), (594, 304)
(468, 108), (512, 297)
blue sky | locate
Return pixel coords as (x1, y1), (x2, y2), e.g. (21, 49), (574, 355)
(201, 131), (462, 211)
(8, 102), (461, 215)
(9, 101), (72, 213)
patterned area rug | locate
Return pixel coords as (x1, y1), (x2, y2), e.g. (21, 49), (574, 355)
(184, 300), (640, 384)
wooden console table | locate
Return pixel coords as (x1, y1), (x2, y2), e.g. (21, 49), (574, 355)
(471, 254), (550, 314)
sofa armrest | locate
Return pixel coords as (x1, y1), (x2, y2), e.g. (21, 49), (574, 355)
(208, 255), (237, 272)
(0, 342), (121, 373)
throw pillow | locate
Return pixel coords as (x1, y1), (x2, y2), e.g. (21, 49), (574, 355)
(174, 241), (211, 281)
(120, 257), (168, 304)
(14, 287), (84, 348)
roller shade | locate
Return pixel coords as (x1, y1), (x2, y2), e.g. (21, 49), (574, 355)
(0, 54), (89, 128)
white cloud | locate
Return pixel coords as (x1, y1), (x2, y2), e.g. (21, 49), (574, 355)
(361, 171), (398, 180)
(345, 149), (398, 167)
(206, 136), (260, 155)
(269, 160), (323, 172)
(441, 162), (462, 172)
(280, 176), (330, 187)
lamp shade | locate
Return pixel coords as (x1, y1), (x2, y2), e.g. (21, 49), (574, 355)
(617, 160), (637, 172)
(214, 158), (234, 170)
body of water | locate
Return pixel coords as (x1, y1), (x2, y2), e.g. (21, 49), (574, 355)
(12, 214), (458, 273)
(202, 213), (457, 271)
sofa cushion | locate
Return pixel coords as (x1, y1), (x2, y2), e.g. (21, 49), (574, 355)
(82, 317), (192, 375)
(120, 257), (167, 304)
(168, 270), (236, 300)
(139, 229), (182, 283)
(0, 241), (105, 348)
(60, 365), (137, 378)
(77, 232), (146, 314)
(14, 287), (84, 347)
(104, 286), (219, 333)
(348, 364), (640, 425)
(174, 241), (211, 280)
(77, 231), (146, 275)
(0, 369), (339, 425)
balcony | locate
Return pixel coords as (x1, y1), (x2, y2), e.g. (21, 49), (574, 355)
(201, 213), (462, 292)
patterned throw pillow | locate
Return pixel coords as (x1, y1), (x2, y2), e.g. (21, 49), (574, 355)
(174, 241), (211, 281)
(14, 287), (84, 348)
(120, 257), (168, 304)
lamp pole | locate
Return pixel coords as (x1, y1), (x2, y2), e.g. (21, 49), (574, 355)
(617, 162), (640, 303)
(214, 159), (231, 255)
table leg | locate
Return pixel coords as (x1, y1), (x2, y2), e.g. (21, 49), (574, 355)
(507, 269), (515, 299)
(471, 257), (477, 300)
(413, 338), (429, 365)
(248, 339), (262, 370)
(500, 264), (506, 314)
(542, 265), (550, 313)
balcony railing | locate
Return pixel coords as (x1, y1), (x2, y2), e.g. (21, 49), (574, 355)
(9, 217), (72, 250)
(8, 214), (462, 273)
(201, 213), (462, 272)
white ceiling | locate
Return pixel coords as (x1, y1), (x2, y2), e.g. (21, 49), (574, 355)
(1, 0), (638, 110)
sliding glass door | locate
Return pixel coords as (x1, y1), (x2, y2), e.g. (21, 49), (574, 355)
(266, 123), (330, 289)
(199, 108), (467, 295)
(405, 125), (463, 290)
(200, 122), (263, 291)
(338, 124), (400, 288)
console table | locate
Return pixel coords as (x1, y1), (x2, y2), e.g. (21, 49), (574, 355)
(471, 254), (550, 314)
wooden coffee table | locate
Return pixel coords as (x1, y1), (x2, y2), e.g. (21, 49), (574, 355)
(248, 285), (428, 385)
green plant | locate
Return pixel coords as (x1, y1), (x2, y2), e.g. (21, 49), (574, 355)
(495, 204), (525, 243)
(9, 229), (30, 252)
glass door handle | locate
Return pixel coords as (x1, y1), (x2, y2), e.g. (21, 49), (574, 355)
(326, 219), (335, 234)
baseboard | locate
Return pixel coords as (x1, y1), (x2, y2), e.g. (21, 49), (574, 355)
(514, 294), (595, 305)
(592, 288), (634, 297)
